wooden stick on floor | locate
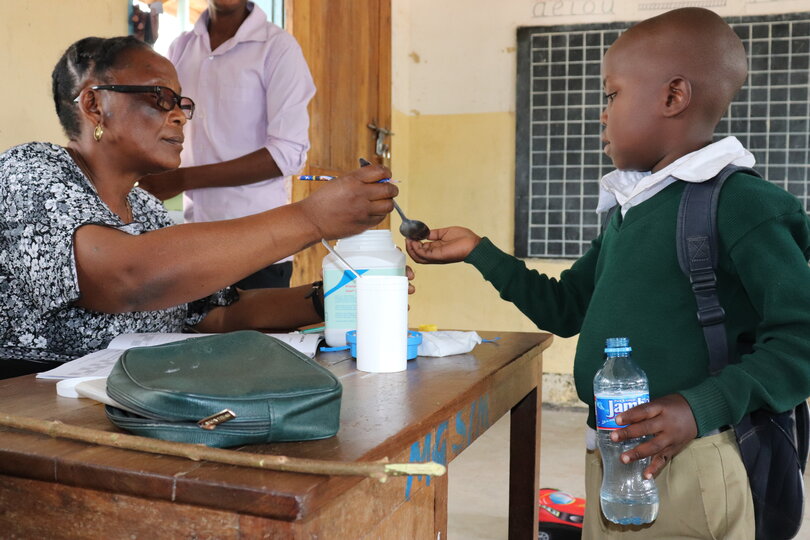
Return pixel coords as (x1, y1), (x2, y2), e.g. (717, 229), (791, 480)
(0, 412), (445, 482)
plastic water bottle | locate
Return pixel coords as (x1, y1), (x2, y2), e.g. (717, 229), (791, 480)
(593, 337), (659, 525)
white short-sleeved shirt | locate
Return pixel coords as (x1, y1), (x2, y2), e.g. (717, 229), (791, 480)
(0, 142), (236, 363)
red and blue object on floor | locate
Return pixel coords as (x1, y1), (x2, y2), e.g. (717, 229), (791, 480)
(538, 488), (585, 540)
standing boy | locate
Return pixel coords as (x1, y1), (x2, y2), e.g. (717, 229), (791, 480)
(407, 8), (810, 538)
(140, 0), (315, 289)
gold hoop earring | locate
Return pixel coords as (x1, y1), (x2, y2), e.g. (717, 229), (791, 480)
(93, 124), (104, 142)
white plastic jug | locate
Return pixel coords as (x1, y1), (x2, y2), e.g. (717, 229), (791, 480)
(322, 230), (405, 347)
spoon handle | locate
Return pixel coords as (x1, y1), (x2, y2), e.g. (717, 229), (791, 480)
(392, 200), (408, 222)
(360, 158), (408, 222)
(321, 239), (362, 279)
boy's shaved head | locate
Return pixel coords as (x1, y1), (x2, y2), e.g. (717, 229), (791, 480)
(600, 8), (748, 172)
(610, 7), (747, 123)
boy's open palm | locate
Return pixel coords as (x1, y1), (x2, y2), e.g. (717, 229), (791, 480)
(405, 227), (482, 264)
(610, 393), (698, 479)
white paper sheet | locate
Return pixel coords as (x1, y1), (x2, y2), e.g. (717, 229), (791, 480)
(37, 332), (323, 380)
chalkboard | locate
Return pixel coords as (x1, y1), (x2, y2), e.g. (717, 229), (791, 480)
(515, 12), (810, 259)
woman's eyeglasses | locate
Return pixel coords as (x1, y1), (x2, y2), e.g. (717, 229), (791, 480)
(73, 85), (195, 119)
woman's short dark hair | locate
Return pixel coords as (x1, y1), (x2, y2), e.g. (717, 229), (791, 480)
(51, 36), (151, 139)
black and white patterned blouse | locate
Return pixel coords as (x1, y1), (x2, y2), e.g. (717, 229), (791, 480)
(0, 142), (237, 363)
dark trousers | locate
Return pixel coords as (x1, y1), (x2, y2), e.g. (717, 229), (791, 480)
(234, 261), (293, 290)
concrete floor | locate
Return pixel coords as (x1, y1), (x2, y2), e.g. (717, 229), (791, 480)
(448, 406), (810, 540)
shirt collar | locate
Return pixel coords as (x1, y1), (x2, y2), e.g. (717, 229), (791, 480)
(194, 1), (269, 51)
(596, 136), (756, 214)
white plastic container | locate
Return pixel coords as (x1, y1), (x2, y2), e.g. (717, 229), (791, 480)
(356, 276), (409, 373)
(322, 230), (406, 347)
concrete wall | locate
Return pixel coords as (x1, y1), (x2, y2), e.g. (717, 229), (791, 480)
(391, 0), (808, 402)
(0, 1), (127, 150)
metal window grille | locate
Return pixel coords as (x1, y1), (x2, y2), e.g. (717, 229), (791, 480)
(515, 13), (810, 259)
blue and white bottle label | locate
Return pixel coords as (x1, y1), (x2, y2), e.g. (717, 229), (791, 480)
(323, 267), (402, 328)
(594, 393), (650, 430)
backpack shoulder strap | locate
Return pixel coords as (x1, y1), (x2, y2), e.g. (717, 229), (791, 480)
(676, 165), (761, 374)
(601, 204), (619, 233)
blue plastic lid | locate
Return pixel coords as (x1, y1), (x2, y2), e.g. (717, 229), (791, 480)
(345, 330), (423, 360)
(604, 337), (631, 354)
(346, 330), (422, 345)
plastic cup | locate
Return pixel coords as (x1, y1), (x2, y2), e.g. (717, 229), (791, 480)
(355, 276), (408, 373)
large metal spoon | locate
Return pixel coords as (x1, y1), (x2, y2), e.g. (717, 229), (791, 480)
(359, 158), (431, 241)
(392, 200), (430, 241)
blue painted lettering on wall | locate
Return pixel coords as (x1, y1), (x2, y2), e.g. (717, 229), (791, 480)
(405, 395), (489, 500)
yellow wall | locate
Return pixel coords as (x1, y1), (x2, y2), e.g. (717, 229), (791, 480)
(0, 1), (127, 151)
(397, 109), (582, 372)
(391, 0), (808, 376)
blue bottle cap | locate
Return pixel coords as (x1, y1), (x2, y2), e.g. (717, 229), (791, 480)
(604, 337), (631, 354)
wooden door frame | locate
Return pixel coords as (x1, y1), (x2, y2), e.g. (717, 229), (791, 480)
(286, 0), (392, 287)
(286, 0), (391, 172)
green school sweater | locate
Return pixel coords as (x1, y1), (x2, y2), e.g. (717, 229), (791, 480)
(466, 173), (810, 435)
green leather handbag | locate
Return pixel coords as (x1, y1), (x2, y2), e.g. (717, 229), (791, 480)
(104, 330), (341, 448)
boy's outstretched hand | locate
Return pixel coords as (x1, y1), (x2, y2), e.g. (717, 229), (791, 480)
(610, 393), (698, 479)
(405, 227), (482, 264)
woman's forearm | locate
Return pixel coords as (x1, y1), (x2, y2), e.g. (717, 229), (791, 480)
(193, 285), (322, 333)
(73, 204), (319, 313)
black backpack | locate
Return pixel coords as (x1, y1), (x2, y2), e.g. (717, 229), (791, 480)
(675, 165), (809, 540)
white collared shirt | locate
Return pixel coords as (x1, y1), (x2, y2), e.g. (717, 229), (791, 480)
(596, 136), (756, 216)
(169, 2), (316, 226)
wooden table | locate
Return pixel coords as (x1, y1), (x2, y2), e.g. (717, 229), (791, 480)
(0, 331), (551, 539)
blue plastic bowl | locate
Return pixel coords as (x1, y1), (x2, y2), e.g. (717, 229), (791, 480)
(345, 330), (422, 360)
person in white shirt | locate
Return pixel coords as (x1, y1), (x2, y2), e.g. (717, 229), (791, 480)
(140, 0), (315, 289)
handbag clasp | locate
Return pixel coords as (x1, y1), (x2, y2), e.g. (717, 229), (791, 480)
(198, 409), (237, 430)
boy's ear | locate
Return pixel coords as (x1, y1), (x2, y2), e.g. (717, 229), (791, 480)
(662, 76), (691, 117)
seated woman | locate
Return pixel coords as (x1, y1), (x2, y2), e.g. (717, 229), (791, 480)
(0, 36), (399, 378)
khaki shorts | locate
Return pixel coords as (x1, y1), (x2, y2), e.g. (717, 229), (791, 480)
(582, 429), (755, 540)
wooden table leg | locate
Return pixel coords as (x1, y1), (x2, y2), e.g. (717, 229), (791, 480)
(433, 472), (448, 540)
(508, 387), (541, 539)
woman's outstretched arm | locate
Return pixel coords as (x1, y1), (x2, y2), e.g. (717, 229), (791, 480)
(72, 164), (395, 313)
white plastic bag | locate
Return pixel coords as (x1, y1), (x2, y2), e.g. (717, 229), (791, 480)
(417, 331), (483, 357)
